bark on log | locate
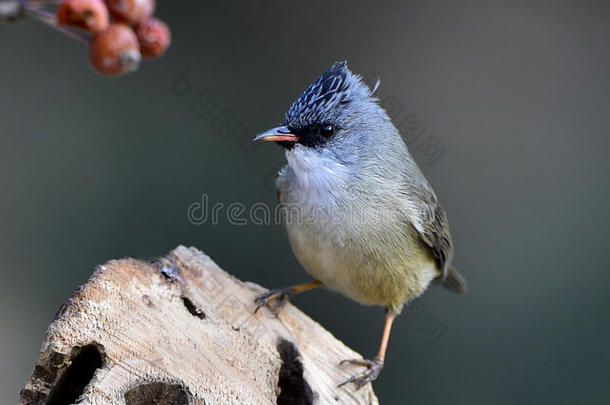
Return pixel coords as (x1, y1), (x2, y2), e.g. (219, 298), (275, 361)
(20, 246), (379, 404)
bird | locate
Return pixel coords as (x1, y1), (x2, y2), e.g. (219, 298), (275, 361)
(252, 61), (467, 389)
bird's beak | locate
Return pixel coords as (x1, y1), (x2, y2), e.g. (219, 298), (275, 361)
(253, 126), (299, 143)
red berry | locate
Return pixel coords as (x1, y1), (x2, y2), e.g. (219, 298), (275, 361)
(105, 0), (155, 25)
(136, 18), (171, 58)
(89, 23), (141, 75)
(57, 0), (109, 32)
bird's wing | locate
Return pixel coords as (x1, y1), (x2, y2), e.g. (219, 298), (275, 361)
(409, 181), (453, 281)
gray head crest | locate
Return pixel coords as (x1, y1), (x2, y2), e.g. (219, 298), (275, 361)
(284, 61), (369, 129)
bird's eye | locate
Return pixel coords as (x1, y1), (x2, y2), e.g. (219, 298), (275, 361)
(320, 125), (335, 138)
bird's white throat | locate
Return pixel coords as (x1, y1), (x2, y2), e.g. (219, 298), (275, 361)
(285, 146), (349, 200)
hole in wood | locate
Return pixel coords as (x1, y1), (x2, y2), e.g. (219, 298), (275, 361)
(181, 296), (205, 319)
(153, 257), (184, 283)
(45, 343), (104, 405)
(276, 338), (313, 405)
(124, 382), (191, 405)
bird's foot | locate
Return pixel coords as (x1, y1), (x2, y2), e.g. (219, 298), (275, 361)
(254, 287), (294, 316)
(338, 357), (384, 389)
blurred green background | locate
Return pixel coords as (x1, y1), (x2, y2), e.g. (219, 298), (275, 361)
(1, 1), (609, 403)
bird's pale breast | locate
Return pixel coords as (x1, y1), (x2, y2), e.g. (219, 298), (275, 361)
(278, 155), (440, 313)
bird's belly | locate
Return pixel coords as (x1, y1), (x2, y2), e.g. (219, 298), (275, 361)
(286, 220), (439, 312)
(299, 240), (361, 301)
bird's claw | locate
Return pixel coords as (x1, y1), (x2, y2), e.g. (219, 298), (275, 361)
(338, 357), (384, 389)
(254, 288), (293, 316)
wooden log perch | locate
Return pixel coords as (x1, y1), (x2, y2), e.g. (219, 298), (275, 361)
(20, 246), (379, 404)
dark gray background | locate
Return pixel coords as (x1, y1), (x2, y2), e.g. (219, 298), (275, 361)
(1, 1), (609, 403)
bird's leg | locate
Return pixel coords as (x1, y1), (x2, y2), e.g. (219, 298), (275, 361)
(254, 280), (322, 316)
(339, 309), (396, 389)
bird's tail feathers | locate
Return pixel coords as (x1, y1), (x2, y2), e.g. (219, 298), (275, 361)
(442, 266), (467, 294)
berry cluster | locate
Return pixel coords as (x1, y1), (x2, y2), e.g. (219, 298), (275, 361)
(2, 0), (171, 76)
(61, 0), (170, 75)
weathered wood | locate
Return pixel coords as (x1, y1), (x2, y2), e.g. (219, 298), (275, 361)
(20, 246), (379, 404)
